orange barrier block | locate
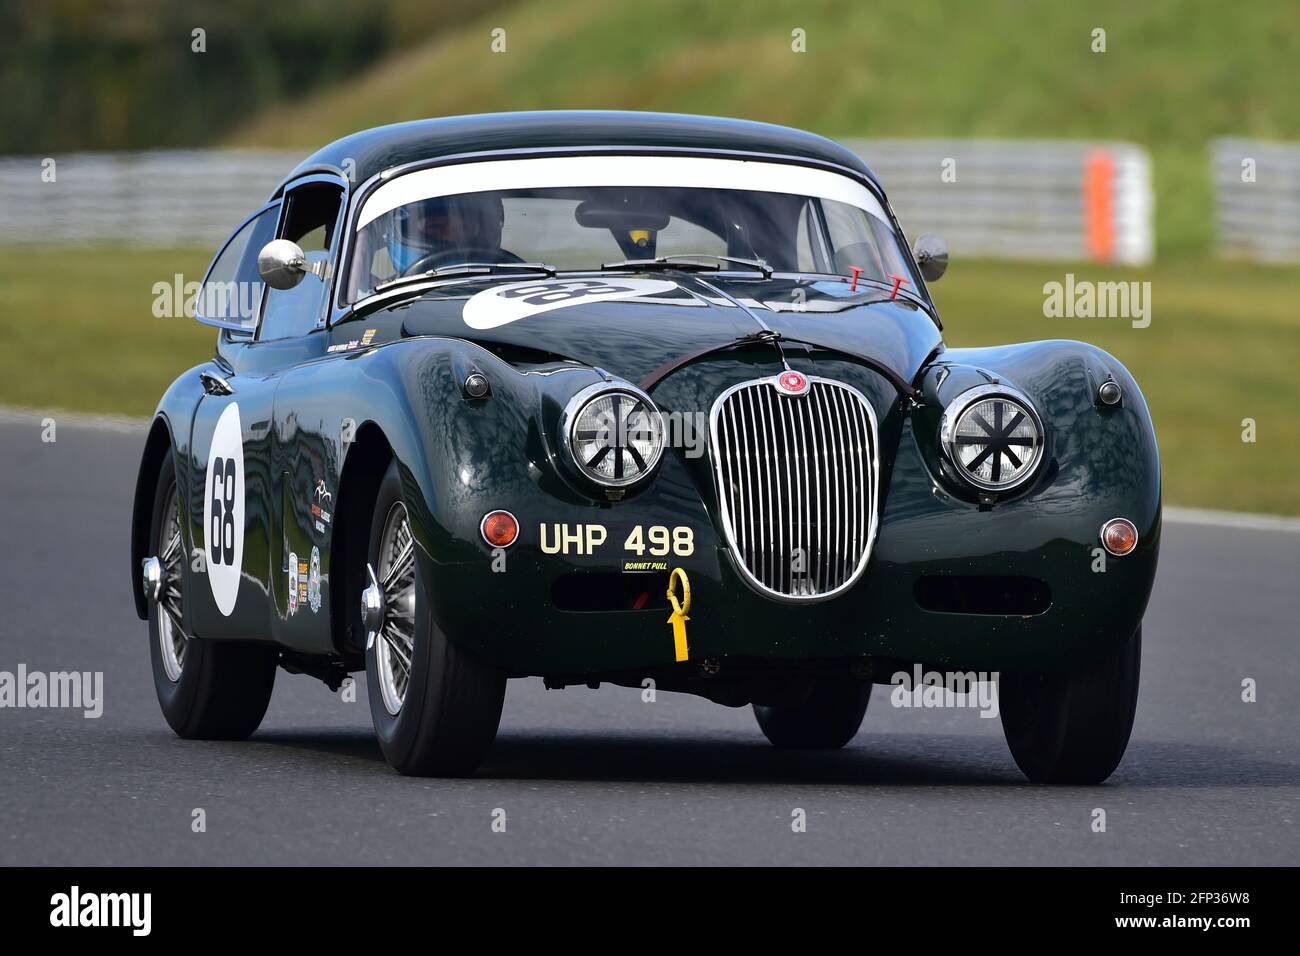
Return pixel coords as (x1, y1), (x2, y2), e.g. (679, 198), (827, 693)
(1084, 149), (1116, 261)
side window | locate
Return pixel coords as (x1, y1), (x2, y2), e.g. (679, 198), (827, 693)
(867, 214), (917, 283)
(195, 205), (279, 332)
(259, 182), (344, 342)
(823, 200), (886, 279)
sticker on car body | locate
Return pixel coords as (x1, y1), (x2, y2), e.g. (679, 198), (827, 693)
(202, 402), (244, 616)
(462, 278), (678, 329)
(308, 546), (322, 613)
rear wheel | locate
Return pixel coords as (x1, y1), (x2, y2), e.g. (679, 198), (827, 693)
(364, 460), (505, 776)
(148, 454), (277, 739)
(753, 679), (871, 749)
(1000, 625), (1142, 784)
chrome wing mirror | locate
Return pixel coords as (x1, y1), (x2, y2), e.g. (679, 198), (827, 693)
(912, 233), (949, 283)
(257, 239), (310, 290)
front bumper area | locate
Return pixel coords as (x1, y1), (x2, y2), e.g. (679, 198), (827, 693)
(429, 420), (1160, 678)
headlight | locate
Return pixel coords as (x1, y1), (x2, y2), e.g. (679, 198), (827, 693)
(561, 382), (665, 489)
(939, 383), (1044, 493)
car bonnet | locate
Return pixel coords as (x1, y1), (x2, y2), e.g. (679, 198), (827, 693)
(387, 272), (942, 391)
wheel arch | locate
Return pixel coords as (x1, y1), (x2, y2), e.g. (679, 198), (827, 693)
(131, 416), (177, 620)
(329, 421), (394, 655)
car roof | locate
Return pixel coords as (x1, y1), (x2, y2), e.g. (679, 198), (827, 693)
(277, 110), (883, 196)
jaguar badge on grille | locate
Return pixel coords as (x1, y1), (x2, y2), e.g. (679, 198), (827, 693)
(776, 370), (809, 395)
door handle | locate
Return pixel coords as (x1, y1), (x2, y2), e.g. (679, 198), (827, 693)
(200, 370), (234, 396)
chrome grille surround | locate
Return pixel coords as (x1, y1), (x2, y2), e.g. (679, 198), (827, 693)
(709, 375), (880, 603)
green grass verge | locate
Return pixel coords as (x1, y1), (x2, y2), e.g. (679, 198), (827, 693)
(2, 246), (1295, 514)
(0, 246), (216, 418)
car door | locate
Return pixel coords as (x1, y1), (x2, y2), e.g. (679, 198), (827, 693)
(258, 176), (349, 653)
(185, 203), (284, 641)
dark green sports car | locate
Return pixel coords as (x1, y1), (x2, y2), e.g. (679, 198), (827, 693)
(131, 111), (1159, 782)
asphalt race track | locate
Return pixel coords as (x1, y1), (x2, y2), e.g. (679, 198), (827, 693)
(1, 413), (1296, 866)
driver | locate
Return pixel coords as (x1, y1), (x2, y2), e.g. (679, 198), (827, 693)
(384, 194), (510, 275)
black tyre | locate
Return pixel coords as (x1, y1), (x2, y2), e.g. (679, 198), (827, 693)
(753, 679), (871, 749)
(149, 454), (277, 739)
(1000, 625), (1142, 784)
(364, 460), (505, 776)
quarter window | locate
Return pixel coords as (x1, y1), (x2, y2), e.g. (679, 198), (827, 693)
(195, 205), (278, 332)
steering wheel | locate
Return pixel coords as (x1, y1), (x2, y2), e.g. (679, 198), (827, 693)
(401, 246), (525, 276)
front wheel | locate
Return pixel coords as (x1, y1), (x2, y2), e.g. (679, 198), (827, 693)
(148, 454), (277, 739)
(364, 460), (505, 776)
(999, 625), (1142, 784)
(753, 679), (871, 749)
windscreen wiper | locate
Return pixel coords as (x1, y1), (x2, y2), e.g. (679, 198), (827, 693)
(665, 254), (773, 277)
(374, 261), (557, 294)
(600, 257), (720, 273)
(601, 254), (772, 277)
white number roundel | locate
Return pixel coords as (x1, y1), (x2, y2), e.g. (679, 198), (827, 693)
(202, 402), (245, 616)
(462, 278), (678, 330)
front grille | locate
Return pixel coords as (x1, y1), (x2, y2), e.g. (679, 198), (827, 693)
(709, 375), (879, 601)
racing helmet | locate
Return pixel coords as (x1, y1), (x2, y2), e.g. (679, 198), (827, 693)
(385, 194), (506, 274)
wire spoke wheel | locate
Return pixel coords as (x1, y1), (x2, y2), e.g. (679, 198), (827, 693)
(375, 501), (416, 716)
(147, 454), (277, 742)
(363, 459), (506, 776)
(157, 483), (188, 682)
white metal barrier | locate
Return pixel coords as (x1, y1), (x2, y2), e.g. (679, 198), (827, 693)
(842, 139), (1153, 265)
(0, 150), (295, 246)
(1, 142), (1154, 264)
(1212, 138), (1300, 263)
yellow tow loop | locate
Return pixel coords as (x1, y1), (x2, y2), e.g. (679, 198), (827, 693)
(666, 567), (691, 662)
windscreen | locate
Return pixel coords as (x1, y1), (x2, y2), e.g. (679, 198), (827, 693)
(347, 156), (916, 301)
